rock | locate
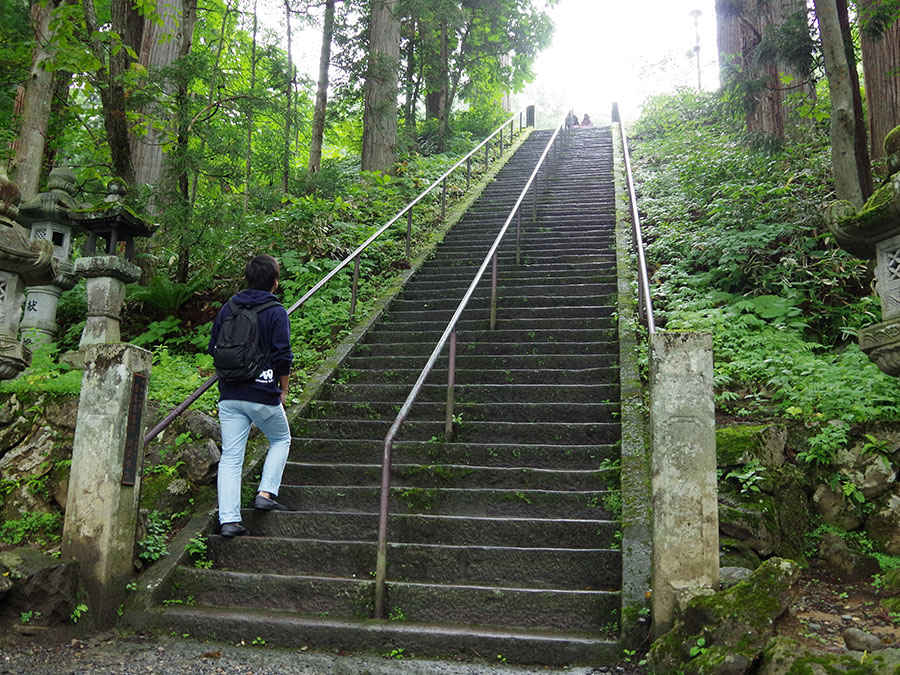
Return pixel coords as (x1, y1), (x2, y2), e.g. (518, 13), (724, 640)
(834, 443), (896, 500)
(719, 537), (761, 569)
(719, 566), (753, 589)
(811, 484), (864, 531)
(0, 425), (56, 483)
(844, 627), (886, 652)
(0, 414), (32, 458)
(43, 396), (79, 431)
(716, 424), (777, 466)
(867, 489), (900, 555)
(718, 494), (780, 556)
(167, 439), (221, 484)
(649, 558), (801, 675)
(760, 637), (900, 674)
(817, 532), (881, 582)
(0, 548), (81, 624)
(767, 465), (813, 561)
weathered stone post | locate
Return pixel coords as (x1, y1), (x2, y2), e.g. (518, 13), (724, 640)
(649, 332), (718, 638)
(61, 342), (152, 620)
(17, 167), (82, 343)
(0, 172), (57, 379)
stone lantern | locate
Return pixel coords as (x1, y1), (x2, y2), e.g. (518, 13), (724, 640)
(17, 167), (83, 343)
(0, 171), (57, 379)
(827, 126), (900, 374)
(67, 182), (155, 347)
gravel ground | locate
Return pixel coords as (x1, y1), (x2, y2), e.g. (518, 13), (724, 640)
(0, 630), (648, 675)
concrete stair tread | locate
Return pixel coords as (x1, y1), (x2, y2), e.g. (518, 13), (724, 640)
(157, 605), (621, 665)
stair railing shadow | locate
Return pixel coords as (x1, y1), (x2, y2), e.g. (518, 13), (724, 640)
(143, 106), (534, 447)
(374, 115), (570, 618)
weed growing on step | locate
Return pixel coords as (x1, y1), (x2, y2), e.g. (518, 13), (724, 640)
(185, 535), (213, 569)
(69, 603), (88, 623)
(388, 606), (407, 621)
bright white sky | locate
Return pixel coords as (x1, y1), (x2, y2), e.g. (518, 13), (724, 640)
(286, 0), (721, 127)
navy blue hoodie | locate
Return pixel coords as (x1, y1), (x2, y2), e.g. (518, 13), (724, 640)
(208, 289), (293, 406)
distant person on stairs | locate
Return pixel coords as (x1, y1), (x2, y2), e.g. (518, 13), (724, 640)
(580, 114), (593, 127)
(208, 254), (294, 538)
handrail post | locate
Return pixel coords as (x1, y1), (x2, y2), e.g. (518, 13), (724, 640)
(349, 256), (360, 320)
(445, 329), (457, 440)
(532, 175), (537, 222)
(406, 209), (413, 258)
(519, 111), (522, 132)
(441, 178), (447, 221)
(466, 156), (471, 191)
(500, 127), (504, 156)
(484, 142), (489, 172)
(374, 436), (393, 618)
(489, 251), (498, 330)
(515, 206), (522, 265)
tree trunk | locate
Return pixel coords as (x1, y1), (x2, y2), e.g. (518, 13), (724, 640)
(361, 0), (400, 173)
(283, 0), (294, 193)
(859, 0), (900, 172)
(308, 0), (335, 173)
(10, 0), (67, 199)
(402, 19), (417, 139)
(130, 0), (197, 190)
(243, 0), (258, 213)
(716, 0), (743, 81)
(814, 0), (874, 207)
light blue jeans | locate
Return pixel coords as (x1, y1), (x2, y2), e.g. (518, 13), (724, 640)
(217, 399), (291, 525)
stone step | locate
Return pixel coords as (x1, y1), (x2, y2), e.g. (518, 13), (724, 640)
(238, 510), (619, 547)
(271, 485), (619, 519)
(290, 439), (618, 469)
(386, 293), (616, 312)
(205, 537), (621, 589)
(372, 316), (615, 333)
(339, 366), (617, 385)
(340, 352), (618, 373)
(319, 382), (620, 404)
(396, 282), (616, 301)
(156, 606), (621, 665)
(361, 327), (617, 344)
(168, 568), (620, 632)
(281, 462), (614, 491)
(351, 340), (618, 358)
(303, 400), (618, 424)
(292, 417), (619, 445)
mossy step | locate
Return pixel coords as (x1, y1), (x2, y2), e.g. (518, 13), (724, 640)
(339, 365), (618, 385)
(349, 340), (618, 358)
(362, 327), (617, 344)
(289, 438), (619, 469)
(397, 282), (616, 300)
(273, 485), (619, 519)
(238, 510), (619, 547)
(281, 461), (613, 491)
(386, 293), (617, 312)
(291, 417), (620, 445)
(302, 399), (619, 424)
(340, 352), (618, 372)
(319, 382), (619, 404)
(205, 537), (621, 588)
(373, 316), (615, 333)
(156, 605), (622, 666)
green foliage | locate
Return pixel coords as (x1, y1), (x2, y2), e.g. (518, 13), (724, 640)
(0, 342), (81, 397)
(148, 348), (216, 414)
(70, 603), (88, 623)
(633, 90), (900, 427)
(185, 535), (213, 569)
(137, 510), (170, 564)
(127, 275), (210, 316)
(0, 512), (63, 546)
(725, 460), (766, 494)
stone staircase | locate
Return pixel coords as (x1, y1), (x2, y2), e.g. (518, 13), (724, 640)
(157, 128), (627, 665)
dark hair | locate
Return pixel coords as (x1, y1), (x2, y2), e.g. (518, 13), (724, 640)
(245, 254), (280, 290)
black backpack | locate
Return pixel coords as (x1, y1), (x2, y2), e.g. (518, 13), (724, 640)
(213, 299), (281, 382)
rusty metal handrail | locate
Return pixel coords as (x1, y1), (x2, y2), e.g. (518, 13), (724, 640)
(612, 103), (655, 333)
(143, 107), (533, 447)
(372, 115), (568, 618)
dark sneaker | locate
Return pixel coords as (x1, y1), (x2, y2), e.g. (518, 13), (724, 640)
(220, 522), (250, 537)
(253, 494), (289, 511)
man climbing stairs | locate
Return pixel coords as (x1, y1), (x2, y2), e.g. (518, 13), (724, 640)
(157, 127), (629, 665)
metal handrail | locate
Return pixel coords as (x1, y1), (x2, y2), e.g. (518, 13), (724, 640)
(143, 106), (533, 446)
(372, 116), (568, 618)
(612, 103), (655, 333)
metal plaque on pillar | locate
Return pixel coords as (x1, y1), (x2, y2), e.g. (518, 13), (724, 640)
(122, 373), (147, 486)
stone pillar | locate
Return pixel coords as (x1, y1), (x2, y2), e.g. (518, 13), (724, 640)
(74, 255), (140, 348)
(649, 332), (718, 638)
(61, 343), (152, 621)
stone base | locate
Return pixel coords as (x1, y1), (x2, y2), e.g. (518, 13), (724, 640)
(0, 336), (30, 380)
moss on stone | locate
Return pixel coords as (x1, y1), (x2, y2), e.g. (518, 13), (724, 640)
(837, 181), (896, 233)
(716, 424), (768, 466)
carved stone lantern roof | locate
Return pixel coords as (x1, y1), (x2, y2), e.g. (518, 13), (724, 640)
(17, 167), (81, 230)
(0, 172), (56, 286)
(67, 181), (156, 260)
